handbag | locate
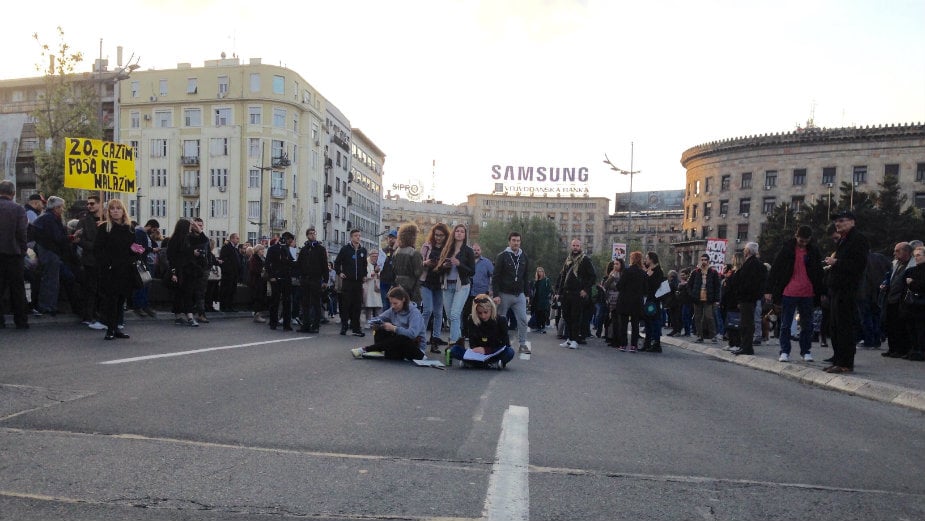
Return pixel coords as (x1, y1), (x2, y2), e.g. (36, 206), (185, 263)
(904, 289), (925, 306)
(643, 298), (659, 318)
(133, 261), (152, 288)
(208, 265), (222, 281)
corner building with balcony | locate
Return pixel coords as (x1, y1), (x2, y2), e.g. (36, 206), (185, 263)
(678, 123), (925, 266)
(119, 56), (381, 252)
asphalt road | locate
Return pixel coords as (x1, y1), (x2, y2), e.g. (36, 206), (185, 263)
(1, 317), (923, 520)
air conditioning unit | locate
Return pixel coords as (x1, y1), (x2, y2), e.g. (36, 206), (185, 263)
(720, 213), (726, 219)
(736, 238), (742, 243)
(313, 196), (319, 203)
(743, 212), (749, 218)
(218, 186), (226, 192)
(704, 215), (711, 221)
(143, 114), (151, 121)
(324, 212), (331, 222)
(292, 192), (298, 199)
(764, 185), (772, 190)
(314, 139), (320, 146)
(217, 92), (226, 99)
(149, 96), (157, 102)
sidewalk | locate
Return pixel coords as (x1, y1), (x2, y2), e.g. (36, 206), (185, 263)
(661, 334), (925, 413)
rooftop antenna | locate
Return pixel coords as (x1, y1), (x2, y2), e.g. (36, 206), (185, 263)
(431, 159), (436, 200)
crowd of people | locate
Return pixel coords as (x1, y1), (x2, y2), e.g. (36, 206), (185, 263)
(2, 187), (923, 372)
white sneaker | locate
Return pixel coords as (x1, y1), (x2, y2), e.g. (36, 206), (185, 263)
(559, 340), (571, 348)
(778, 353), (790, 362)
(803, 353), (814, 362)
(351, 347), (364, 359)
(568, 340), (579, 349)
(87, 321), (107, 330)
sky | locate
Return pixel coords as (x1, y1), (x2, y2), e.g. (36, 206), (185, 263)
(3, 0), (924, 205)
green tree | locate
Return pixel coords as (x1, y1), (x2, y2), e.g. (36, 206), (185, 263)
(31, 27), (101, 202)
(477, 216), (565, 282)
(867, 173), (923, 255)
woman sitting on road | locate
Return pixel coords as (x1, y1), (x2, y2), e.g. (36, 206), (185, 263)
(351, 286), (426, 360)
(449, 294), (516, 369)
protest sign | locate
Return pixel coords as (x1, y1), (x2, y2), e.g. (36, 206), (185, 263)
(705, 238), (728, 272)
(64, 137), (136, 194)
(612, 243), (627, 261)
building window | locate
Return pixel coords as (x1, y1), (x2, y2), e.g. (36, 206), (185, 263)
(210, 138), (228, 156)
(762, 197), (776, 214)
(270, 171), (284, 191)
(154, 110), (171, 128)
(210, 199), (228, 218)
(149, 168), (167, 187)
(764, 171), (777, 188)
(704, 177), (712, 193)
(150, 199), (167, 218)
(853, 165), (867, 184)
(158, 79), (168, 96)
(702, 226), (710, 239)
(335, 177), (341, 193)
(250, 73), (260, 92)
(187, 78), (197, 94)
(694, 180), (701, 195)
(210, 168), (228, 187)
(717, 224), (727, 239)
(793, 168), (806, 186)
(183, 108), (201, 127)
(691, 204), (698, 219)
(704, 201), (712, 217)
(248, 106), (261, 125)
(248, 138), (261, 158)
(249, 169), (261, 188)
(218, 75), (229, 95)
(182, 200), (200, 218)
(247, 201), (260, 219)
(914, 192), (925, 209)
(791, 196), (805, 212)
(741, 172), (752, 189)
(822, 166), (836, 185)
(214, 107), (231, 126)
(247, 232), (257, 245)
(736, 223), (749, 241)
(272, 75), (284, 94)
(130, 111), (140, 129)
(150, 139), (167, 157)
(884, 163), (899, 179)
(739, 198), (751, 215)
(130, 81), (139, 98)
(272, 108), (286, 128)
(721, 175), (731, 191)
(719, 200), (729, 215)
(916, 163), (925, 182)
(182, 139), (199, 159)
(271, 140), (284, 160)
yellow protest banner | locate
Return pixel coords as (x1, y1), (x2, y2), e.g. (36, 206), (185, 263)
(63, 137), (136, 194)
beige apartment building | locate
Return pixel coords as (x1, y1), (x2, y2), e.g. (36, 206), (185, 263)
(381, 196), (471, 247)
(679, 123), (925, 261)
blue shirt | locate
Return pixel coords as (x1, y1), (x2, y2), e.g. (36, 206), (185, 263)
(470, 256), (494, 296)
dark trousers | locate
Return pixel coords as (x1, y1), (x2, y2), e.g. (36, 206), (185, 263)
(171, 276), (197, 315)
(219, 276), (237, 310)
(616, 312), (640, 348)
(102, 291), (126, 333)
(0, 254), (28, 326)
(268, 279), (292, 328)
(368, 329), (424, 360)
(831, 292), (859, 368)
(562, 292), (586, 341)
(884, 302), (911, 355)
(300, 279), (323, 330)
(738, 300), (756, 353)
(80, 264), (101, 322)
(341, 278), (363, 333)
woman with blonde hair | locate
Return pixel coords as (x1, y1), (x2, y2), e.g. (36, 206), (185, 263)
(93, 199), (137, 340)
(438, 224), (475, 349)
(420, 223), (451, 352)
(449, 294), (515, 369)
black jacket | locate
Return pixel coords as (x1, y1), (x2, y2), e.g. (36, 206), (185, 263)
(766, 238), (825, 303)
(297, 241), (329, 284)
(556, 253), (597, 295)
(265, 242), (295, 280)
(825, 227), (869, 297)
(616, 265), (646, 316)
(687, 267), (721, 304)
(219, 242), (241, 281)
(492, 248), (530, 296)
(465, 316), (511, 351)
(729, 255), (767, 303)
(94, 222), (138, 296)
(334, 243), (369, 282)
(444, 244), (476, 286)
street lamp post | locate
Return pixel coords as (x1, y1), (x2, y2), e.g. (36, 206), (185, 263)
(251, 140), (272, 243)
(826, 182), (833, 216)
(603, 142), (641, 240)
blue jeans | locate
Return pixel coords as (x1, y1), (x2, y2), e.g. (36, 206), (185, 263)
(36, 245), (62, 313)
(450, 344), (515, 366)
(443, 283), (470, 343)
(779, 296), (814, 355)
(681, 304), (693, 335)
(421, 285), (444, 340)
(856, 299), (881, 347)
(644, 301), (662, 342)
(380, 281), (392, 311)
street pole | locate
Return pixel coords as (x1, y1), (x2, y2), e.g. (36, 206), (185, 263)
(827, 183), (833, 216)
(603, 143), (641, 245)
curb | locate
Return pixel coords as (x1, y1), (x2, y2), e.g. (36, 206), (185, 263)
(662, 336), (925, 413)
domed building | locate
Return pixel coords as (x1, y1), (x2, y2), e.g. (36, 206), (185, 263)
(676, 123), (925, 267)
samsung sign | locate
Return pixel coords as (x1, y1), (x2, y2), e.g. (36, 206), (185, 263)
(490, 165), (590, 194)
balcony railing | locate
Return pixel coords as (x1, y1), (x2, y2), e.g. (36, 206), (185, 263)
(181, 155), (200, 165)
(180, 184), (200, 197)
(271, 154), (291, 168)
(269, 218), (288, 230)
(270, 187), (288, 199)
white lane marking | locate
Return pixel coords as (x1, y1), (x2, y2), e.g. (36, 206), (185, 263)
(100, 337), (310, 365)
(483, 405), (529, 521)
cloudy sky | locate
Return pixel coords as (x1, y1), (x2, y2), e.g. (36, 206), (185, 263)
(3, 0), (924, 205)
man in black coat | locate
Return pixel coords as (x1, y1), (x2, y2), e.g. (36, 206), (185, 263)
(0, 180), (29, 329)
(688, 254), (721, 343)
(555, 238), (597, 348)
(728, 242), (766, 355)
(823, 211), (869, 373)
(334, 229), (369, 337)
(219, 233), (241, 312)
(296, 227), (328, 333)
(764, 225), (825, 362)
(265, 232), (296, 330)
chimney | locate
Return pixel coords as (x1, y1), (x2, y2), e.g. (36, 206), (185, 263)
(48, 55), (55, 75)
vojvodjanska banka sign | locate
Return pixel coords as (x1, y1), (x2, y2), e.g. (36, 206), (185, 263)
(490, 165), (590, 194)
